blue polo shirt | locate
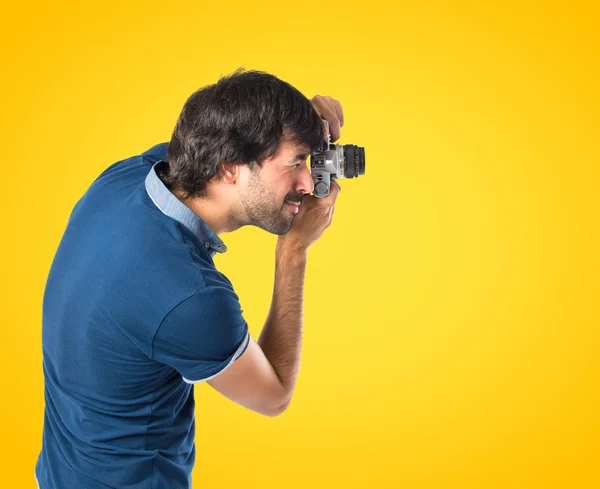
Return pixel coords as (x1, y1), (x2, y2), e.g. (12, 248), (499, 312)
(35, 143), (250, 489)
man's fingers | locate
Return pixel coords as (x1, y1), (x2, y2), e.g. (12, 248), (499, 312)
(322, 119), (330, 140)
(327, 117), (342, 142)
(317, 105), (341, 141)
(331, 178), (341, 195)
(333, 100), (344, 128)
(311, 95), (343, 142)
(321, 179), (341, 205)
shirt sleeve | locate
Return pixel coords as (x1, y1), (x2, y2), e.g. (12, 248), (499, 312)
(152, 286), (250, 383)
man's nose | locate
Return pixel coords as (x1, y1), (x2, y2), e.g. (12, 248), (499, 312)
(295, 164), (314, 195)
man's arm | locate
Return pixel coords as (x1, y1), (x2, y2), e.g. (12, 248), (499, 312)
(206, 240), (307, 416)
(207, 179), (341, 416)
(256, 239), (308, 411)
(207, 95), (344, 416)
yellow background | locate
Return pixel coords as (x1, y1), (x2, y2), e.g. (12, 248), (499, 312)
(1, 0), (598, 487)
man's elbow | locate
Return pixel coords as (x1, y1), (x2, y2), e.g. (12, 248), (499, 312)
(263, 397), (292, 417)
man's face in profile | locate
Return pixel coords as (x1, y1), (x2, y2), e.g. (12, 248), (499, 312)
(238, 139), (315, 235)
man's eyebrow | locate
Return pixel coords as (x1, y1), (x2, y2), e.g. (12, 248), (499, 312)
(290, 153), (309, 162)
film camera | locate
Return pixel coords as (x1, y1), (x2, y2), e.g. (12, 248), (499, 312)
(310, 120), (366, 198)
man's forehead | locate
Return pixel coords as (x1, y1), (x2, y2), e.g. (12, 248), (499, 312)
(279, 140), (312, 156)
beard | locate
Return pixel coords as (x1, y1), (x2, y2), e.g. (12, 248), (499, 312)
(238, 171), (304, 235)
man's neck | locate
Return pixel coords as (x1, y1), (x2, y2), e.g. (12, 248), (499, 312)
(172, 189), (242, 235)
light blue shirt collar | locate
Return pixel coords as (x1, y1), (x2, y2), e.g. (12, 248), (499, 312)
(145, 161), (227, 256)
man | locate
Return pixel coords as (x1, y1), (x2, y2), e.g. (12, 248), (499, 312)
(35, 69), (343, 489)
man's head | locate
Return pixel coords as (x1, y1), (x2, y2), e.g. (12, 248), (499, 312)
(234, 136), (314, 234)
(160, 68), (325, 234)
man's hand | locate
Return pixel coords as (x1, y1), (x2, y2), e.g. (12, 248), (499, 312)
(310, 95), (345, 142)
(278, 179), (341, 252)
(275, 94), (345, 252)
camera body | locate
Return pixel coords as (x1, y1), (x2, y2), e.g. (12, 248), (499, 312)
(310, 120), (366, 198)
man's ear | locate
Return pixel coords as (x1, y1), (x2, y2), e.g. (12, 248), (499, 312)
(219, 162), (241, 184)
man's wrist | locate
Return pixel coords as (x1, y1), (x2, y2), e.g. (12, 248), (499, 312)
(276, 237), (308, 262)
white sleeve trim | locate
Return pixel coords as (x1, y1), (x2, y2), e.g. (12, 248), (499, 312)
(182, 331), (250, 384)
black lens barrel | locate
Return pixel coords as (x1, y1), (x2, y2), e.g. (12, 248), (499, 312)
(343, 144), (366, 179)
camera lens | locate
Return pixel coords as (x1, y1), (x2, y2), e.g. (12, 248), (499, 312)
(343, 145), (366, 179)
